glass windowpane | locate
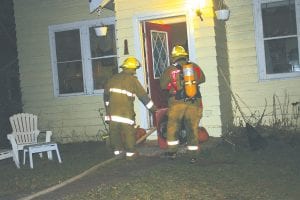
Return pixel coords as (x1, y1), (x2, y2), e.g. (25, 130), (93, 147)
(92, 57), (118, 90)
(55, 30), (82, 62)
(151, 31), (169, 79)
(57, 61), (84, 93)
(262, 0), (296, 38)
(89, 25), (116, 58)
(89, 24), (117, 90)
(264, 37), (299, 74)
(55, 29), (84, 94)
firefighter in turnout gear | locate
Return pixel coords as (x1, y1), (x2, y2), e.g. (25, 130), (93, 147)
(160, 45), (205, 163)
(104, 56), (156, 160)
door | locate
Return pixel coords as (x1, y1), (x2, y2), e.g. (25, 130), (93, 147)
(143, 22), (172, 109)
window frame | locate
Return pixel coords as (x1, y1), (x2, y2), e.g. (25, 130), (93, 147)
(49, 17), (116, 97)
(253, 0), (300, 80)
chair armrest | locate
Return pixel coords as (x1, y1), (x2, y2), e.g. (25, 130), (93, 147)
(45, 131), (52, 142)
(34, 130), (40, 141)
(39, 130), (53, 142)
(7, 134), (18, 148)
(7, 133), (13, 140)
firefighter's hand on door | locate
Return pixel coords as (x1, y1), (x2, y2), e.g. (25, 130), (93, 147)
(149, 105), (157, 114)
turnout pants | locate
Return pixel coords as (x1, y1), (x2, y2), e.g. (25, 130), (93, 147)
(167, 97), (203, 155)
(109, 121), (136, 154)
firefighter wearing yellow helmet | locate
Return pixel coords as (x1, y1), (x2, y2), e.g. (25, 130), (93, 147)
(122, 56), (140, 69)
(104, 56), (156, 160)
(171, 45), (188, 57)
(160, 45), (206, 163)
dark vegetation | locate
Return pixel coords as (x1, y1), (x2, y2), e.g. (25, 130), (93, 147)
(0, 0), (22, 147)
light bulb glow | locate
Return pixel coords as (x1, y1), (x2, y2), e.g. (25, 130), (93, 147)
(186, 0), (206, 13)
(199, 0), (206, 9)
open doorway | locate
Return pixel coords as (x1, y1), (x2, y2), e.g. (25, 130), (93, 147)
(142, 15), (188, 124)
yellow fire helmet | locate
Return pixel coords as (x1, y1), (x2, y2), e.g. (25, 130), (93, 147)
(171, 45), (188, 58)
(121, 56), (141, 69)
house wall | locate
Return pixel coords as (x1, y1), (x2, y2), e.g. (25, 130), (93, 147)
(214, 11), (233, 133)
(114, 0), (224, 137)
(13, 0), (114, 142)
(226, 0), (300, 128)
(14, 0), (299, 143)
(13, 0), (226, 139)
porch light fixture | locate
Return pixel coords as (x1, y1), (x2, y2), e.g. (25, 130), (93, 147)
(94, 26), (108, 36)
(196, 9), (204, 21)
(194, 0), (206, 21)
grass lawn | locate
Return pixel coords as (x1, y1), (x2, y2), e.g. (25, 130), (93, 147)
(0, 141), (112, 200)
(1, 134), (300, 200)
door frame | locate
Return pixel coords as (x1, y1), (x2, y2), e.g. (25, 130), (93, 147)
(133, 9), (196, 129)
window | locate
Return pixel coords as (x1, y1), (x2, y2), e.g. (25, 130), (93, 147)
(49, 18), (118, 96)
(254, 0), (300, 80)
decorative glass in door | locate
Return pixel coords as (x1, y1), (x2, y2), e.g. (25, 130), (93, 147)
(151, 30), (170, 79)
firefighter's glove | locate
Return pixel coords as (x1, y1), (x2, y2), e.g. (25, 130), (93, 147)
(175, 63), (182, 69)
(149, 105), (157, 114)
(104, 115), (111, 124)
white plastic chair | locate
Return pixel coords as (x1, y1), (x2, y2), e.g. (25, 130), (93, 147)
(7, 113), (52, 168)
(0, 138), (19, 168)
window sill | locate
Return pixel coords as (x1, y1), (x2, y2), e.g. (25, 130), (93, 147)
(260, 71), (300, 81)
(55, 90), (104, 98)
